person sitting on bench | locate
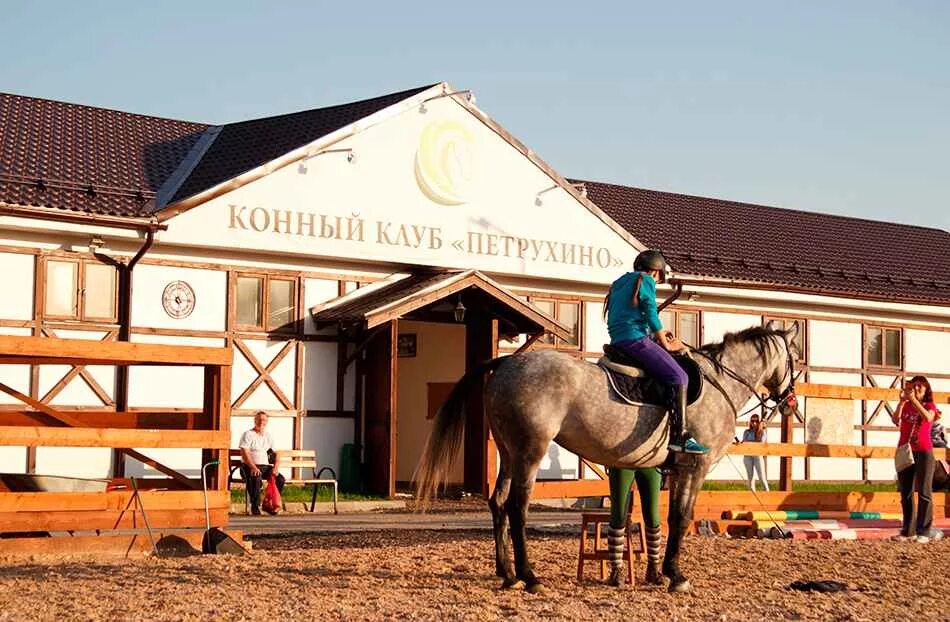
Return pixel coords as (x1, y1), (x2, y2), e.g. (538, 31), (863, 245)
(238, 411), (285, 515)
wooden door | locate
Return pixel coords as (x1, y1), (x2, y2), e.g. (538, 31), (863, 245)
(363, 320), (397, 497)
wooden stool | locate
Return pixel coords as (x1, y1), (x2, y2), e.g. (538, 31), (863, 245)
(577, 511), (645, 584)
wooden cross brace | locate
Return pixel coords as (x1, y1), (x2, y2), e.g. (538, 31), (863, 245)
(232, 338), (295, 410)
(39, 328), (116, 407)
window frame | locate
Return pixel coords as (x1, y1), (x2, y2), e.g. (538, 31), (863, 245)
(660, 308), (702, 349)
(864, 324), (903, 370)
(41, 256), (119, 323)
(763, 316), (807, 364)
(527, 297), (583, 351)
(232, 272), (299, 333)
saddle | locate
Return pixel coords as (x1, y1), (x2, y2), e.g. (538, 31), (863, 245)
(597, 344), (703, 407)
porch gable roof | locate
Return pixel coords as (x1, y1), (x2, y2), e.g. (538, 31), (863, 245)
(310, 270), (572, 340)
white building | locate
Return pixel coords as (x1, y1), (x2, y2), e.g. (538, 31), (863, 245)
(1, 83), (947, 497)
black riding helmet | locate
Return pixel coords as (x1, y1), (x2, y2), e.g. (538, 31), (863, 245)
(633, 249), (668, 283)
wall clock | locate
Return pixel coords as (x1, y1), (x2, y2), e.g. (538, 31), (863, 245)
(162, 280), (196, 319)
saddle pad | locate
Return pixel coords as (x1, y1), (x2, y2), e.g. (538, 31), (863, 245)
(598, 355), (703, 406)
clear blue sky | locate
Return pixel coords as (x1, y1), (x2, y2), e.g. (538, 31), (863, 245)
(3, 1), (948, 229)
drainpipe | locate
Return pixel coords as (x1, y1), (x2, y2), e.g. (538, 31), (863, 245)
(111, 227), (156, 477)
(117, 229), (155, 342)
(658, 280), (684, 312)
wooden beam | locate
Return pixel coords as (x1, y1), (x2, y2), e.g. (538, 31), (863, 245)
(729, 442), (950, 460)
(532, 479), (609, 499)
(0, 490), (228, 513)
(0, 334), (232, 366)
(121, 449), (201, 489)
(0, 530), (244, 556)
(0, 508), (228, 532)
(797, 382), (950, 403)
(0, 426), (229, 448)
(0, 410), (212, 429)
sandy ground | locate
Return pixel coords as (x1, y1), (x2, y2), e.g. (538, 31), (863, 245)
(0, 528), (948, 621)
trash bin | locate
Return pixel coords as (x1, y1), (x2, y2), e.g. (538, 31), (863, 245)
(339, 443), (361, 493)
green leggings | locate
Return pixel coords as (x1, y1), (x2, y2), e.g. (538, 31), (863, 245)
(608, 467), (661, 530)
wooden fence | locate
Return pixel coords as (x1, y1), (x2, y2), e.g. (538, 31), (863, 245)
(0, 334), (234, 555)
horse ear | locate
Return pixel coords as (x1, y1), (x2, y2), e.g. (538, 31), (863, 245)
(765, 319), (782, 331)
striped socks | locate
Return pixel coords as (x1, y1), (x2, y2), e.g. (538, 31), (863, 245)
(607, 526), (626, 572)
(645, 525), (662, 564)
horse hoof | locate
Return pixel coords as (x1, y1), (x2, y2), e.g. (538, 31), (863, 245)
(607, 569), (623, 587)
(500, 578), (524, 590)
(525, 582), (546, 595)
(668, 578), (691, 593)
(644, 568), (665, 586)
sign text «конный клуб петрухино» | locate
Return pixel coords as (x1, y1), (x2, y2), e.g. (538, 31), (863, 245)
(228, 204), (623, 269)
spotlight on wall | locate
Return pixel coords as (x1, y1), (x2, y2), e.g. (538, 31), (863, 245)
(453, 296), (467, 323)
(534, 183), (559, 206)
(687, 293), (699, 302)
(88, 237), (105, 251)
(297, 148), (356, 175)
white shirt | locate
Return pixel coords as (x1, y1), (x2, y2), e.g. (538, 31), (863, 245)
(239, 428), (274, 465)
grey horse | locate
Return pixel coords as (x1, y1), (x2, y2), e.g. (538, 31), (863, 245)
(415, 322), (800, 593)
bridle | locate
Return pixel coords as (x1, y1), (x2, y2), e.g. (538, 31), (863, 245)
(689, 331), (799, 420)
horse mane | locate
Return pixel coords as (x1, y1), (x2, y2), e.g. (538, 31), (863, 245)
(698, 326), (785, 372)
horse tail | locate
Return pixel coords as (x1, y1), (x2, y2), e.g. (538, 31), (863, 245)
(414, 356), (508, 510)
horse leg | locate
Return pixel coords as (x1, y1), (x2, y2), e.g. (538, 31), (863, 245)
(488, 465), (516, 586)
(507, 458), (544, 593)
(662, 465), (705, 593)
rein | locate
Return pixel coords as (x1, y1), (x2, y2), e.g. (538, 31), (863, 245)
(688, 333), (798, 419)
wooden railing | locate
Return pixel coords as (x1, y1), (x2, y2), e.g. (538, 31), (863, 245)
(0, 334), (233, 552)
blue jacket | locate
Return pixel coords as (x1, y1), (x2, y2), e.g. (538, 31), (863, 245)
(606, 272), (664, 343)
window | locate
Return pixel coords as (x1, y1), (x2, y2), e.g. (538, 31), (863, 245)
(660, 309), (700, 348)
(43, 258), (117, 322)
(234, 273), (298, 331)
(764, 316), (807, 363)
(866, 325), (902, 369)
(529, 298), (581, 349)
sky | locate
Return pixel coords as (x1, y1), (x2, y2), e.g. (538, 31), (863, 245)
(2, 1), (948, 229)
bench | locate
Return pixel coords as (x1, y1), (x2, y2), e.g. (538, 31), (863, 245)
(228, 449), (338, 514)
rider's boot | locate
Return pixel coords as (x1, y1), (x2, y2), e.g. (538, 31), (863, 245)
(606, 526), (625, 586)
(668, 385), (709, 454)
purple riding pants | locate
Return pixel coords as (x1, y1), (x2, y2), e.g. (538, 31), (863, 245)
(613, 337), (688, 387)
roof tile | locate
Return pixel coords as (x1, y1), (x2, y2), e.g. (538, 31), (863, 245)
(577, 179), (950, 305)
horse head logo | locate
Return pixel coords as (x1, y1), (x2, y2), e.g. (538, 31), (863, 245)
(414, 120), (477, 206)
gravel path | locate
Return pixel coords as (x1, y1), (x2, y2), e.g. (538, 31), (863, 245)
(0, 530), (946, 621)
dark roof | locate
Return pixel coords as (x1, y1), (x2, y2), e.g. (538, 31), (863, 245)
(170, 84), (435, 203)
(577, 179), (950, 305)
(0, 84), (436, 217)
(0, 92), (209, 217)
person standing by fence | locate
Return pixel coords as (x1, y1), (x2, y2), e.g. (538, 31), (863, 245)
(737, 413), (769, 492)
(892, 375), (942, 543)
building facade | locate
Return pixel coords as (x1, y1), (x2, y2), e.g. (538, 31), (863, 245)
(1, 83), (947, 496)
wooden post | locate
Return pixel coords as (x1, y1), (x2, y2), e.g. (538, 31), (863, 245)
(464, 316), (497, 495)
(779, 409), (794, 491)
(362, 320), (397, 497)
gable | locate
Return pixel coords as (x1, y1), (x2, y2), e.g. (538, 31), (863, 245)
(160, 94), (640, 284)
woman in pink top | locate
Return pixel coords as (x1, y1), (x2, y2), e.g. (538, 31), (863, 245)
(891, 375), (942, 543)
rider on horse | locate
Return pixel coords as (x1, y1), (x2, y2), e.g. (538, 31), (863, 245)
(606, 249), (709, 454)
